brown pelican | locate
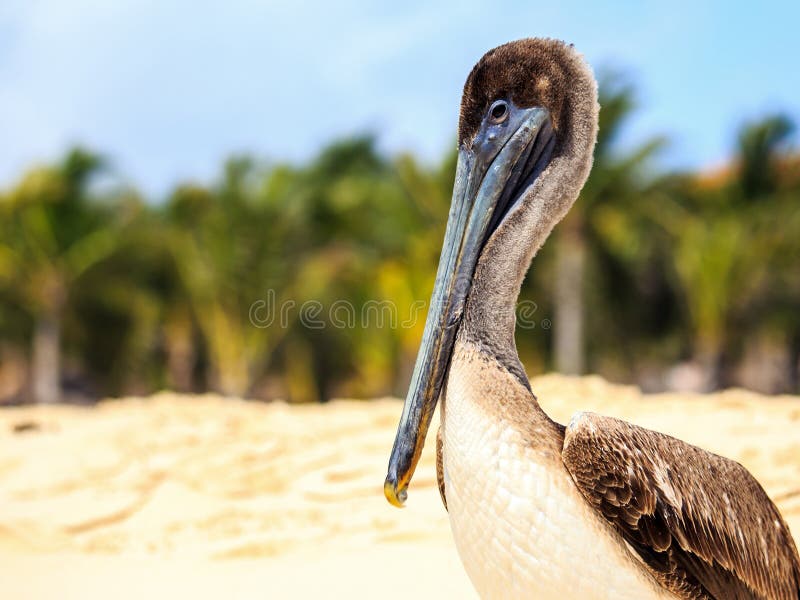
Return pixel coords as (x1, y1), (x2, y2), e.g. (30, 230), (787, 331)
(384, 38), (800, 599)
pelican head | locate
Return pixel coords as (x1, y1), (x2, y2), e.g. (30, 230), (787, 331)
(385, 39), (599, 506)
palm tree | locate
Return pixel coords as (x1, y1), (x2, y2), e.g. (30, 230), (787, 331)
(276, 136), (432, 401)
(550, 74), (666, 375)
(162, 158), (281, 396)
(0, 148), (125, 403)
(647, 114), (796, 389)
(386, 147), (456, 391)
(65, 195), (184, 396)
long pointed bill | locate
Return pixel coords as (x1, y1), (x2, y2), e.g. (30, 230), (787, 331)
(385, 105), (555, 506)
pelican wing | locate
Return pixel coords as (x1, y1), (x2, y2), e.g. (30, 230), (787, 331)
(561, 412), (800, 600)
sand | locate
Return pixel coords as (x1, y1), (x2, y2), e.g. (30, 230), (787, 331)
(0, 374), (798, 599)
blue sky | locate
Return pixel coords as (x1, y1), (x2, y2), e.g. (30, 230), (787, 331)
(1, 0), (798, 198)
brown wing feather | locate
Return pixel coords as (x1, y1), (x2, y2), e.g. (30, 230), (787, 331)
(561, 412), (800, 600)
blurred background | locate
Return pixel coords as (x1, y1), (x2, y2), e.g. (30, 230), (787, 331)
(2, 0), (800, 405)
(2, 4), (800, 599)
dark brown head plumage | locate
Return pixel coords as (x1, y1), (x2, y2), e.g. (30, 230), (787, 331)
(458, 39), (598, 369)
(458, 38), (593, 152)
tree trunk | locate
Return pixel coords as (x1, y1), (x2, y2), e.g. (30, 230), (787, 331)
(553, 219), (586, 375)
(691, 337), (725, 392)
(205, 305), (250, 397)
(31, 310), (61, 404)
(164, 312), (196, 393)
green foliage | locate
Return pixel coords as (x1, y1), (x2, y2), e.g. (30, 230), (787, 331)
(642, 113), (800, 386)
(0, 96), (798, 402)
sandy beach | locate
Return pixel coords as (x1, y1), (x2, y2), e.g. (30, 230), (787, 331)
(1, 374), (798, 599)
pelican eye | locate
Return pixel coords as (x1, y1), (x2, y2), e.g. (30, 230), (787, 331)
(488, 100), (509, 124)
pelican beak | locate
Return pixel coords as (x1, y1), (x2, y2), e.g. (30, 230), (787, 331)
(385, 104), (555, 506)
